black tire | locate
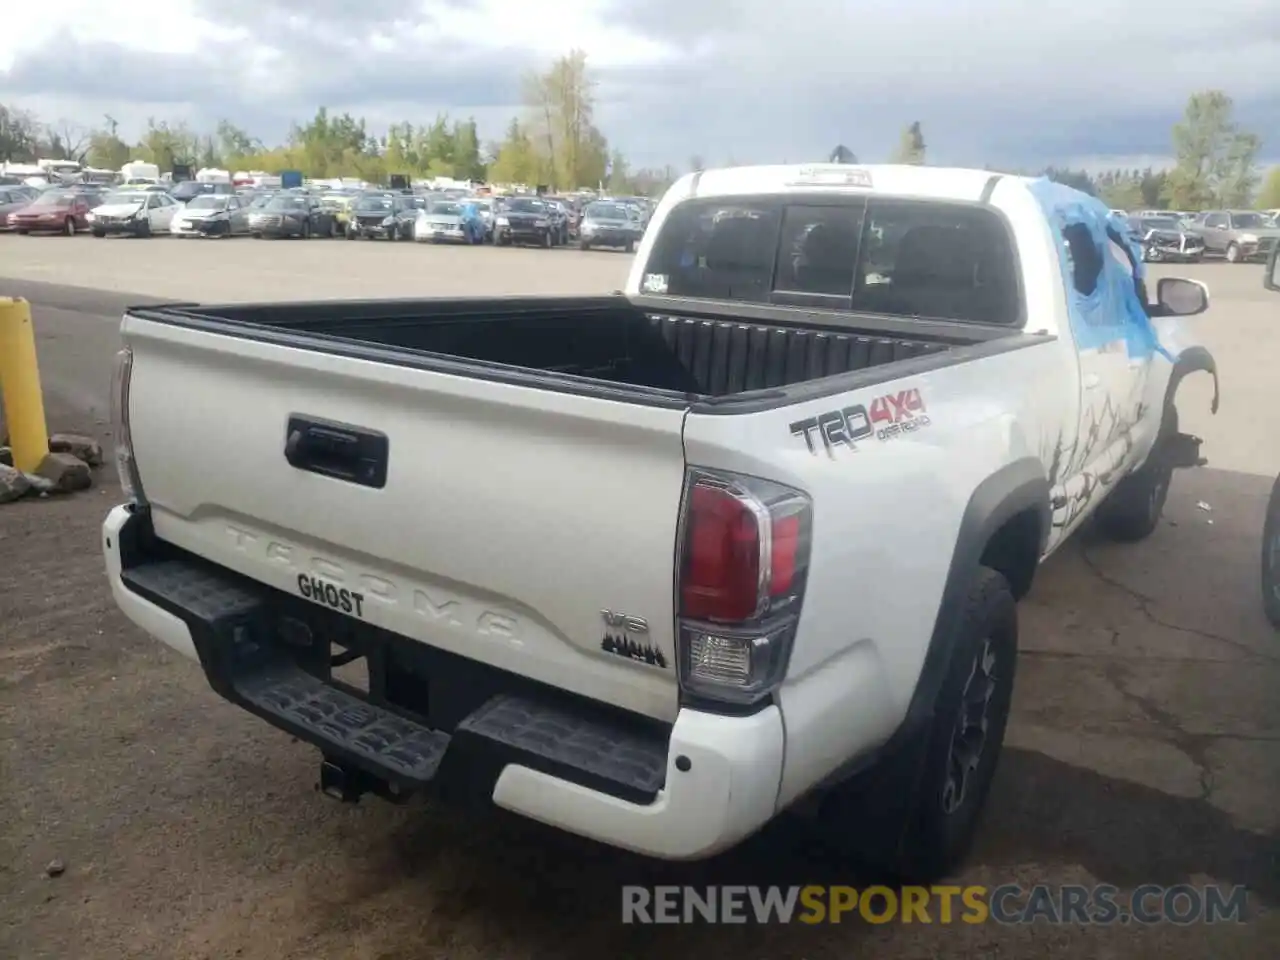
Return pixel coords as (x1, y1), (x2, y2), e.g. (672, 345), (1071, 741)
(817, 566), (1017, 882)
(543, 230), (553, 249)
(92, 228), (106, 238)
(135, 220), (150, 238)
(65, 217), (77, 237)
(301, 221), (311, 240)
(1095, 405), (1177, 542)
(346, 226), (357, 240)
(579, 240), (590, 251)
(16, 229), (29, 235)
(1262, 474), (1280, 628)
(625, 240), (635, 254)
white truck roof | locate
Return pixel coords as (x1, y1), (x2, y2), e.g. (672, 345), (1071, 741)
(677, 163), (1006, 203)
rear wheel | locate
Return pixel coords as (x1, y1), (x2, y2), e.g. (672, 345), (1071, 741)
(1262, 475), (1280, 628)
(92, 228), (106, 238)
(64, 217), (77, 237)
(817, 566), (1017, 882)
(1226, 242), (1241, 263)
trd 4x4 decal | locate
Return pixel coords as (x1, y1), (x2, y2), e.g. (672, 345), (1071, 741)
(790, 387), (930, 458)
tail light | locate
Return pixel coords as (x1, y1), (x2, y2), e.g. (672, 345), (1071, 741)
(676, 468), (812, 706)
(110, 347), (147, 505)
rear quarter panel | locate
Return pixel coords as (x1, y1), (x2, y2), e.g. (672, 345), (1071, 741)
(679, 178), (1084, 804)
(683, 334), (1070, 803)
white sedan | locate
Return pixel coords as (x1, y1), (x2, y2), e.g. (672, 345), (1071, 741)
(87, 190), (180, 238)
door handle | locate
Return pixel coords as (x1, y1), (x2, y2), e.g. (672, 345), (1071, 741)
(1083, 373), (1101, 390)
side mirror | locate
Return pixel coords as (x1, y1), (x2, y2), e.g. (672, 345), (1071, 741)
(1156, 277), (1209, 316)
(1266, 247), (1280, 292)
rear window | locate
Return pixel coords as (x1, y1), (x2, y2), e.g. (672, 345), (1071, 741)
(641, 195), (1021, 325)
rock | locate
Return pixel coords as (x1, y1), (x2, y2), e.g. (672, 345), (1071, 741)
(35, 452), (92, 493)
(49, 433), (104, 467)
(0, 447), (12, 467)
(24, 473), (57, 496)
(0, 464), (31, 502)
(45, 859), (66, 878)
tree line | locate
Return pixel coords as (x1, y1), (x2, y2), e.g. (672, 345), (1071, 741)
(887, 91), (1276, 209)
(2, 71), (1276, 207)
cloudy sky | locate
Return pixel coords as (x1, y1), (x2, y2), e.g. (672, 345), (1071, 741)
(3, 0), (1277, 171)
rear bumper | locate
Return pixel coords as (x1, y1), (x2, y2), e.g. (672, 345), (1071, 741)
(102, 504), (783, 859)
(93, 220), (147, 234)
(495, 225), (551, 244)
(254, 224), (303, 237)
(350, 222), (396, 238)
(171, 219), (230, 236)
(580, 231), (637, 246)
(11, 219), (68, 232)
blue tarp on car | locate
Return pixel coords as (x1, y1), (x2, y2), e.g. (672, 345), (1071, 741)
(1026, 177), (1172, 362)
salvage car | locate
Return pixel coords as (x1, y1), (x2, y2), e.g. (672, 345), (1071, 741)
(464, 196), (497, 240)
(102, 164), (1219, 882)
(0, 184), (40, 231)
(1127, 215), (1205, 262)
(1185, 209), (1280, 263)
(88, 190), (181, 238)
(319, 192), (358, 233)
(578, 200), (644, 251)
(170, 194), (252, 237)
(249, 193), (333, 239)
(413, 199), (485, 244)
(9, 188), (96, 235)
(541, 198), (572, 245)
(347, 193), (416, 241)
(493, 196), (556, 247)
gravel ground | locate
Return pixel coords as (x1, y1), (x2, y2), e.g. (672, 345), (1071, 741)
(0, 236), (1277, 959)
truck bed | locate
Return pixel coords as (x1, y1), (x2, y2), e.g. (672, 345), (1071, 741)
(137, 295), (995, 399)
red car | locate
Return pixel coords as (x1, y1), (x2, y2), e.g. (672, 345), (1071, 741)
(10, 189), (95, 236)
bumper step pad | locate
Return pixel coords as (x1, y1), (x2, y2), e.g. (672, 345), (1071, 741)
(238, 667), (450, 783)
(118, 552), (670, 802)
(457, 694), (668, 802)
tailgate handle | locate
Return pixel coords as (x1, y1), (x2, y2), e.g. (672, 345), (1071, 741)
(284, 416), (389, 489)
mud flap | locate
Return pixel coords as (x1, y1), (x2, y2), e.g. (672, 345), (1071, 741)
(1164, 431), (1208, 470)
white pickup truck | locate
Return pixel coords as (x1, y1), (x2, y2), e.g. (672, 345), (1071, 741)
(103, 164), (1219, 880)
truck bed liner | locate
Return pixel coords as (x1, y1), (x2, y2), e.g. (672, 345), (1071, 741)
(145, 295), (967, 398)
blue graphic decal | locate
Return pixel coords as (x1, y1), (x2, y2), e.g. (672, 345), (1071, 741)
(1026, 178), (1173, 362)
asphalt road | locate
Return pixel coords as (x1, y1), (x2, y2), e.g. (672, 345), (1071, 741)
(0, 235), (1277, 960)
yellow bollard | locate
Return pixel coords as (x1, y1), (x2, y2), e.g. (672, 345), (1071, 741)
(0, 297), (50, 472)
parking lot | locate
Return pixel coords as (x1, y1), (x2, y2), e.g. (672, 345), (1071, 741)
(1, 235), (1277, 960)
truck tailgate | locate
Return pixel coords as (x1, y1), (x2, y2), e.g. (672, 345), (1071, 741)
(124, 319), (687, 722)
